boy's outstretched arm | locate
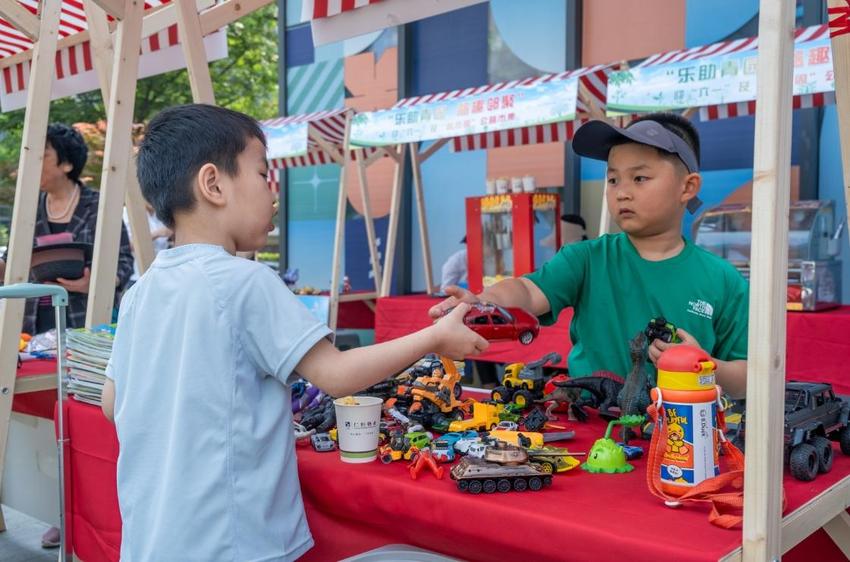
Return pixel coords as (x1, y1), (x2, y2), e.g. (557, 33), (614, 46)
(428, 278), (551, 319)
(296, 304), (489, 398)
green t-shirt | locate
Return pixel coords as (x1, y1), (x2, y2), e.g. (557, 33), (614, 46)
(525, 233), (749, 378)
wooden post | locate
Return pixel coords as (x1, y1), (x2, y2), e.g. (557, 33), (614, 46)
(0, 0), (62, 531)
(86, 0), (145, 327)
(355, 157), (383, 293)
(598, 185), (611, 237)
(329, 115), (353, 330)
(175, 0), (215, 104)
(381, 144), (407, 297)
(742, 1), (795, 560)
(410, 144), (435, 293)
(828, 0), (850, 238)
(0, 0), (40, 40)
(84, 0), (155, 275)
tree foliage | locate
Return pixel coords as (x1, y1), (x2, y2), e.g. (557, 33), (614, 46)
(0, 3), (279, 205)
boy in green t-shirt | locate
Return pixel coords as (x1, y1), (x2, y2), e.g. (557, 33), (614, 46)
(430, 113), (749, 398)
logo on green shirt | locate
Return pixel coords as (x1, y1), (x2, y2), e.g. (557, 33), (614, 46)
(687, 299), (715, 320)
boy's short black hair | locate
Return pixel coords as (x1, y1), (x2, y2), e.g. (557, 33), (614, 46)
(136, 104), (266, 228)
(46, 124), (88, 183)
(630, 112), (701, 168)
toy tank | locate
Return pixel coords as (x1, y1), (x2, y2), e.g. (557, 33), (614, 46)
(483, 440), (528, 465)
(450, 457), (551, 494)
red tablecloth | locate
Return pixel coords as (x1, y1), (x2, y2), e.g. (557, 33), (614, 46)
(12, 359), (58, 419)
(336, 297), (375, 330)
(377, 296), (850, 393)
(58, 397), (849, 561)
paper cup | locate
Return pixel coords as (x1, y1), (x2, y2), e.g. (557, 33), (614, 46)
(334, 396), (383, 463)
(522, 175), (536, 193)
(485, 179), (496, 194)
(495, 178), (509, 194)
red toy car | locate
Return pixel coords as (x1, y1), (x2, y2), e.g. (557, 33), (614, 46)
(459, 303), (539, 345)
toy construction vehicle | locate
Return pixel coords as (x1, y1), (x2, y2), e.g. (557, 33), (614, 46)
(398, 356), (473, 429)
(488, 429), (575, 449)
(448, 402), (501, 432)
(378, 430), (433, 464)
(450, 440), (553, 494)
(731, 381), (850, 481)
(491, 352), (561, 408)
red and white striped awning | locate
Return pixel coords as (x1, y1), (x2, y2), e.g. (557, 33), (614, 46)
(393, 64), (613, 152)
(301, 0), (382, 20)
(264, 108), (350, 169)
(2, 22), (182, 95)
(0, 0), (170, 59)
(637, 24), (834, 121)
(263, 108), (379, 192)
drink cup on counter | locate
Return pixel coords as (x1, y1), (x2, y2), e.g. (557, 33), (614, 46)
(333, 396), (383, 463)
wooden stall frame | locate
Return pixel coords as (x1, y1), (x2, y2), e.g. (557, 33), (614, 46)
(309, 109), (400, 330)
(0, 0), (62, 533)
(0, 0), (274, 532)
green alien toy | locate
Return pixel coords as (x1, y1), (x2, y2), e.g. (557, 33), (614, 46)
(582, 415), (645, 474)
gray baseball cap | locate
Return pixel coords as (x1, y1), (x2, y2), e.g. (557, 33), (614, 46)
(572, 119), (703, 213)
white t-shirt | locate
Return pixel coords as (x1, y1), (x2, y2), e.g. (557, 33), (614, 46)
(440, 247), (468, 292)
(106, 244), (331, 562)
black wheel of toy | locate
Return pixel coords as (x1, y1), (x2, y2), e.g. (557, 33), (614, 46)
(539, 462), (554, 474)
(513, 478), (528, 492)
(451, 409), (465, 421)
(497, 479), (511, 493)
(454, 383), (463, 399)
(457, 480), (469, 492)
(513, 390), (533, 409)
(519, 331), (534, 345)
(380, 454), (393, 465)
(483, 479), (497, 494)
(468, 480), (483, 494)
(543, 475), (553, 486)
(838, 425), (850, 456)
(528, 476), (543, 491)
(491, 386), (511, 404)
(810, 436), (834, 473)
(789, 443), (818, 481)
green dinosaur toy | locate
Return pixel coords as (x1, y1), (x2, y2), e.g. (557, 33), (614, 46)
(582, 415), (645, 474)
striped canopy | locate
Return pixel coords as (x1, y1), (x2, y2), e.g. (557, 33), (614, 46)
(392, 64), (613, 152)
(636, 24), (833, 121)
(301, 0), (382, 20)
(262, 108), (378, 191)
(0, 0), (170, 58)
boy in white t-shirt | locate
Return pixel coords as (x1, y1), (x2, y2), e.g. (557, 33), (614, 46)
(101, 104), (487, 562)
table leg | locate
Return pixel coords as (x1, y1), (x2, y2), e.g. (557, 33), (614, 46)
(823, 510), (850, 558)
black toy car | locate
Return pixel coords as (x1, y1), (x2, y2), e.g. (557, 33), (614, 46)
(731, 381), (850, 481)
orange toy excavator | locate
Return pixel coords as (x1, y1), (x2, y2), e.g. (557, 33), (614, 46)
(407, 356), (466, 416)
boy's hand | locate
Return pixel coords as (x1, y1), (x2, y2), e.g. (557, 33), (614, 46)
(428, 285), (480, 319)
(648, 327), (701, 366)
(431, 303), (489, 359)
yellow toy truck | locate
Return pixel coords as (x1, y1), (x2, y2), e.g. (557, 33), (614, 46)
(491, 352), (561, 408)
(448, 402), (501, 432)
